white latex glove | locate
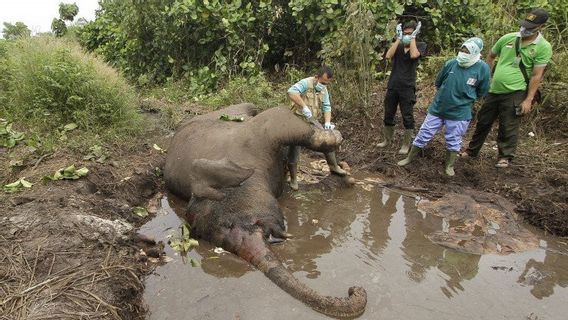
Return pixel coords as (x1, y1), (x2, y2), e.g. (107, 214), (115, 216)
(324, 122), (335, 130)
(411, 21), (422, 38)
(302, 105), (312, 119)
(395, 23), (403, 40)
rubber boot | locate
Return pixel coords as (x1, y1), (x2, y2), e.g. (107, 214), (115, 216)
(398, 129), (414, 154)
(377, 126), (394, 148)
(325, 152), (347, 176)
(288, 163), (299, 191)
(397, 145), (421, 166)
(445, 151), (458, 176)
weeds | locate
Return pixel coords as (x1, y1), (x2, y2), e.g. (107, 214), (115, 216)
(0, 36), (143, 153)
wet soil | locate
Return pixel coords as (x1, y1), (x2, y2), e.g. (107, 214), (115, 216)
(1, 82), (567, 319)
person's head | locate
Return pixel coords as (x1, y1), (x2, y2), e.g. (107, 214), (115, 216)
(315, 66), (333, 90)
(457, 37), (483, 68)
(519, 8), (548, 39)
(401, 20), (417, 46)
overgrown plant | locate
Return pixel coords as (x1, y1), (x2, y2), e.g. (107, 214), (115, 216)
(0, 36), (142, 152)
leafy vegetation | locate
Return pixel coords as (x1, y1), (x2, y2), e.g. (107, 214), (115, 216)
(0, 36), (142, 153)
(2, 22), (31, 39)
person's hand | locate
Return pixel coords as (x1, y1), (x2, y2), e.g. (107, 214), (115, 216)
(520, 99), (532, 115)
(411, 21), (422, 38)
(324, 122), (335, 130)
(395, 23), (403, 40)
(302, 105), (312, 119)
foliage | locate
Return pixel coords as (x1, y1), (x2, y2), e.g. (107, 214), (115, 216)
(3, 177), (33, 193)
(42, 165), (89, 182)
(2, 22), (31, 39)
(0, 120), (25, 148)
(52, 2), (80, 37)
(200, 74), (287, 110)
(0, 36), (142, 153)
(59, 3), (80, 21)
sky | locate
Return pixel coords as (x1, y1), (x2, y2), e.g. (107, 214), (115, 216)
(0, 0), (100, 35)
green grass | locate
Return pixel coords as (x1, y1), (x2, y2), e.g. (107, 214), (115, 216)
(0, 36), (143, 153)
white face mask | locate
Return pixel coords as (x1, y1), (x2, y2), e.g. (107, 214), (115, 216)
(520, 26), (537, 38)
(315, 82), (326, 92)
(456, 51), (480, 68)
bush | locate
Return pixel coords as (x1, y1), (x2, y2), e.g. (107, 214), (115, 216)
(0, 36), (142, 150)
(201, 73), (287, 110)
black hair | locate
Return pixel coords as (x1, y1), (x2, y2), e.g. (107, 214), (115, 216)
(402, 20), (417, 31)
(316, 66), (333, 78)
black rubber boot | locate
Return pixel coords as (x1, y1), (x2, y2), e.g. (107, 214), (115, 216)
(397, 145), (421, 166)
(324, 152), (347, 176)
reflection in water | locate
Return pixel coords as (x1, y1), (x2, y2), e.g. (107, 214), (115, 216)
(142, 183), (568, 320)
(518, 249), (568, 299)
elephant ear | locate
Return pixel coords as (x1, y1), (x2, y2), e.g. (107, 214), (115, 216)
(191, 158), (254, 200)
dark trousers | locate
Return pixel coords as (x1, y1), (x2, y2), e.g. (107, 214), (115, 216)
(383, 87), (416, 129)
(466, 91), (526, 160)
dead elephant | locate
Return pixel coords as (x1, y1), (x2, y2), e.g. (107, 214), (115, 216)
(164, 103), (367, 318)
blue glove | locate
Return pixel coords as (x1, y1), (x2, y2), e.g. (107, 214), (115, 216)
(395, 23), (403, 40)
(302, 105), (312, 119)
(411, 21), (421, 38)
(324, 122), (335, 130)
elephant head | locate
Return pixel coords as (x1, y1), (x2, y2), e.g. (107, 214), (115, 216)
(164, 103), (367, 318)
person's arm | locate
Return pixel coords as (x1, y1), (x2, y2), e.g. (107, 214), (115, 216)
(435, 60), (451, 89)
(408, 39), (420, 59)
(322, 89), (332, 126)
(287, 78), (309, 107)
(486, 52), (498, 73)
(477, 63), (491, 99)
(520, 66), (546, 114)
(385, 39), (400, 60)
(288, 91), (305, 108)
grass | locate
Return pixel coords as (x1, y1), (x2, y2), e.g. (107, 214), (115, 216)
(0, 36), (143, 154)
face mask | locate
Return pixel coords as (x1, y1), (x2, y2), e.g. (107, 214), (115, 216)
(457, 52), (473, 66)
(402, 35), (412, 46)
(520, 26), (536, 37)
(315, 82), (326, 92)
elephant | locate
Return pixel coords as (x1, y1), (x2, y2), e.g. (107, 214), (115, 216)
(164, 103), (367, 318)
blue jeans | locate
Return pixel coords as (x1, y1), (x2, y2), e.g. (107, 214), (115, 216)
(413, 114), (470, 152)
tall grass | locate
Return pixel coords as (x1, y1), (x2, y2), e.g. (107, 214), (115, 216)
(0, 36), (142, 151)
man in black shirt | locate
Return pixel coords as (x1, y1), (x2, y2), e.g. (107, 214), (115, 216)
(378, 20), (427, 154)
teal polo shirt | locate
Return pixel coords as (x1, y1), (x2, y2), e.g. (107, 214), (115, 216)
(428, 59), (491, 121)
(490, 32), (552, 94)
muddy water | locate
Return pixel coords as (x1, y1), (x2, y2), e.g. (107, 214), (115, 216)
(141, 184), (568, 320)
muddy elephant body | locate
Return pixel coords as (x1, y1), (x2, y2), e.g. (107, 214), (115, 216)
(164, 103), (367, 317)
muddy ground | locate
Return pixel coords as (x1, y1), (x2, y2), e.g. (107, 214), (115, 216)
(1, 83), (567, 319)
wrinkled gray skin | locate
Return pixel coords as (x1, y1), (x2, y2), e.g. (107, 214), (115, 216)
(164, 103), (367, 318)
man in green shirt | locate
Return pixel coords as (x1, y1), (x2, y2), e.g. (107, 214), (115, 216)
(461, 8), (553, 168)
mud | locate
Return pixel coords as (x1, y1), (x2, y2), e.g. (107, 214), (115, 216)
(1, 81), (567, 319)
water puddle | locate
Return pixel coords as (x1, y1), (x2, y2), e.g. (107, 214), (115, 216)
(141, 181), (568, 319)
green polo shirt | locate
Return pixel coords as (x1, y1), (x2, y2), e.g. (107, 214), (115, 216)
(489, 32), (552, 94)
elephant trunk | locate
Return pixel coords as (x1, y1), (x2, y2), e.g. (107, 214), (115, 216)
(237, 231), (367, 318)
(307, 128), (344, 153)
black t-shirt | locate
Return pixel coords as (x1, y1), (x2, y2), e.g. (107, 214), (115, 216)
(387, 41), (427, 89)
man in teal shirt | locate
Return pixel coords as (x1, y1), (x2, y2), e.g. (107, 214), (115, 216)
(462, 8), (553, 168)
(398, 37), (491, 176)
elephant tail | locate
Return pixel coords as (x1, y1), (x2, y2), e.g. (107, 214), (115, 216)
(237, 231), (367, 318)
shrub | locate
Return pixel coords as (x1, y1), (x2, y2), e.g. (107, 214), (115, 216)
(0, 36), (142, 150)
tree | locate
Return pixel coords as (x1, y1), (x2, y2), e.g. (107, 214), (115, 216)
(2, 22), (31, 39)
(52, 2), (80, 37)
